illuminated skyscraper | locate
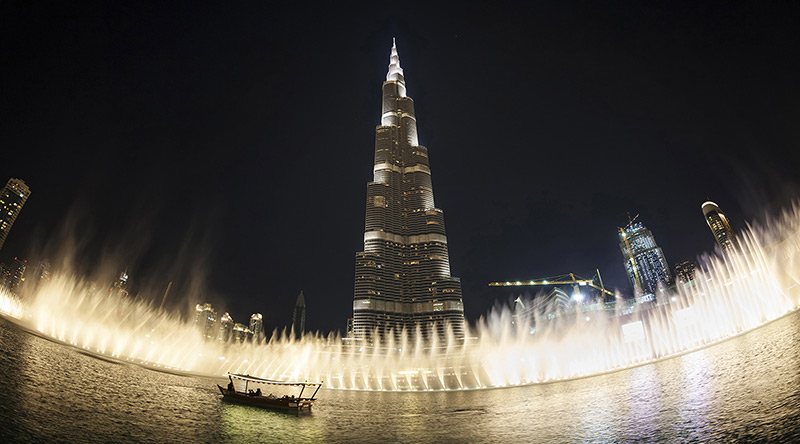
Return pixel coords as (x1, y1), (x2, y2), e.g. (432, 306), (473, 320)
(249, 313), (263, 342)
(218, 312), (234, 342)
(194, 303), (217, 340)
(0, 178), (31, 253)
(674, 260), (696, 285)
(33, 259), (51, 282)
(232, 323), (251, 343)
(353, 41), (465, 340)
(619, 222), (673, 296)
(2, 257), (27, 294)
(346, 318), (354, 338)
(292, 291), (305, 339)
(110, 270), (130, 298)
(702, 201), (737, 253)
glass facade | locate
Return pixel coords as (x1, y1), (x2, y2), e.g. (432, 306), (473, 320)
(353, 41), (465, 340)
(619, 222), (674, 296)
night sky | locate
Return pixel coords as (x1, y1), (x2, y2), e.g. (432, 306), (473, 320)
(2, 1), (799, 334)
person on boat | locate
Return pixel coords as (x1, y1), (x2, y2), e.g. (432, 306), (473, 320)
(248, 389), (255, 396)
(227, 381), (235, 391)
(255, 388), (262, 396)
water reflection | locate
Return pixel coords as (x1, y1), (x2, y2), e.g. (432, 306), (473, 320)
(2, 314), (800, 443)
(676, 351), (714, 438)
(218, 403), (324, 443)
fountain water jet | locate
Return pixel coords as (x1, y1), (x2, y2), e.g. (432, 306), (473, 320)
(2, 204), (800, 391)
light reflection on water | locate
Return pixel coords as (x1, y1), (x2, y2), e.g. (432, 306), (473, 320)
(2, 313), (800, 443)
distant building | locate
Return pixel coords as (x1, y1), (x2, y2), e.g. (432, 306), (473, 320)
(249, 313), (263, 342)
(674, 261), (696, 284)
(232, 323), (252, 343)
(0, 178), (31, 253)
(195, 303), (217, 340)
(218, 312), (234, 342)
(110, 270), (129, 298)
(702, 201), (737, 253)
(33, 260), (51, 282)
(619, 222), (673, 296)
(512, 288), (572, 327)
(0, 263), (7, 287)
(5, 257), (28, 294)
(293, 291), (306, 339)
(346, 318), (354, 338)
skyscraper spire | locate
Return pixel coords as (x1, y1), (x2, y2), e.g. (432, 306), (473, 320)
(386, 38), (405, 84)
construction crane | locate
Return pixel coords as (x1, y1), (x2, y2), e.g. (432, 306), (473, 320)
(489, 270), (615, 300)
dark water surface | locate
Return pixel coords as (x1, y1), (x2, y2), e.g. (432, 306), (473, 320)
(1, 313), (799, 443)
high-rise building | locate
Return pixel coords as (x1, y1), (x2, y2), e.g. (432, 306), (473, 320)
(5, 257), (28, 294)
(194, 303), (217, 340)
(352, 40), (466, 341)
(512, 287), (572, 327)
(619, 222), (673, 296)
(0, 263), (9, 290)
(702, 201), (737, 253)
(232, 323), (251, 343)
(346, 318), (354, 338)
(249, 313), (264, 342)
(218, 312), (234, 342)
(293, 291), (306, 339)
(110, 270), (130, 298)
(674, 260), (696, 285)
(33, 259), (51, 282)
(0, 178), (31, 253)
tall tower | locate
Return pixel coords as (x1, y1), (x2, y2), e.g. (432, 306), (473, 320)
(353, 40), (465, 341)
(0, 178), (31, 253)
(702, 201), (737, 253)
(293, 290), (306, 339)
(619, 222), (673, 297)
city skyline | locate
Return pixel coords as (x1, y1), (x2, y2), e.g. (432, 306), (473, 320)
(2, 2), (799, 333)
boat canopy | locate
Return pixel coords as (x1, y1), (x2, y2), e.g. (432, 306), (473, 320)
(227, 373), (322, 387)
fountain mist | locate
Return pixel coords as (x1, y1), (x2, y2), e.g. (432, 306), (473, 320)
(2, 205), (799, 391)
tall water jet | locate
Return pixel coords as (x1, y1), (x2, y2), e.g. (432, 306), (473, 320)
(1, 204), (799, 391)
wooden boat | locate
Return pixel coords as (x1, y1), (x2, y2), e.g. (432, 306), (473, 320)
(217, 373), (322, 411)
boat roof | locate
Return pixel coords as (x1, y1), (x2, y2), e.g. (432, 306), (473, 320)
(227, 373), (322, 387)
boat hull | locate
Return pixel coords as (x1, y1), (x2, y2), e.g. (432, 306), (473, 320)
(217, 386), (314, 410)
